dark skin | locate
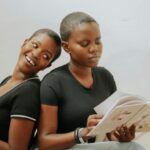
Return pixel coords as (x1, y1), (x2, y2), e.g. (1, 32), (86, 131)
(38, 22), (135, 150)
(0, 33), (57, 150)
(106, 124), (136, 142)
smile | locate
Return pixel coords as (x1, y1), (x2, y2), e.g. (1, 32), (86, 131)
(25, 55), (36, 66)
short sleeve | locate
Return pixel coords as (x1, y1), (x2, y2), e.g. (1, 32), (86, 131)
(103, 67), (117, 93)
(10, 80), (40, 122)
(97, 67), (117, 94)
(40, 73), (61, 106)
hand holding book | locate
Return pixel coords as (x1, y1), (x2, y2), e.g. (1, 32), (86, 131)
(106, 124), (136, 142)
(87, 91), (150, 141)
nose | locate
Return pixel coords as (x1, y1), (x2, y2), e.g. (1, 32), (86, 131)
(88, 43), (98, 53)
(32, 49), (41, 60)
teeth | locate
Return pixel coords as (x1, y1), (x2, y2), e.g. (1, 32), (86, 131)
(25, 55), (35, 66)
(26, 55), (30, 61)
(30, 60), (35, 66)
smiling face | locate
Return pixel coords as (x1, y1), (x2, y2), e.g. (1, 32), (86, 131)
(17, 33), (57, 75)
(63, 22), (103, 68)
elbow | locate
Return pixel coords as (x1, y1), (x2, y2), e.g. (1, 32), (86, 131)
(38, 135), (48, 150)
(38, 134), (55, 150)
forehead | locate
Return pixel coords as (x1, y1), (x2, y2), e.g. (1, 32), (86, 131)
(70, 22), (101, 39)
(31, 34), (57, 50)
(31, 34), (53, 43)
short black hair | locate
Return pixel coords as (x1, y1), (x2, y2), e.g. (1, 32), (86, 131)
(29, 28), (61, 66)
(60, 12), (98, 41)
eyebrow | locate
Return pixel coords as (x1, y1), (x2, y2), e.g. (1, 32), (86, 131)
(33, 40), (41, 45)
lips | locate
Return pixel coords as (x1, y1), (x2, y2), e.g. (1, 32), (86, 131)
(89, 55), (100, 60)
(25, 55), (36, 66)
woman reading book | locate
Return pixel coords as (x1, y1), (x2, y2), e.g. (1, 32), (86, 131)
(38, 12), (135, 150)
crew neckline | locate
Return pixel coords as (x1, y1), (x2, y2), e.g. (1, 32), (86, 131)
(0, 76), (39, 98)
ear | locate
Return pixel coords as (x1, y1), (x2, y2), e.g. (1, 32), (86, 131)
(61, 41), (70, 54)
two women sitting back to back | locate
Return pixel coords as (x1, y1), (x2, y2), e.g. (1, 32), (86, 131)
(0, 12), (135, 150)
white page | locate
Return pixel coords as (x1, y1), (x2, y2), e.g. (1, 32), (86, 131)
(94, 91), (146, 115)
(88, 103), (147, 137)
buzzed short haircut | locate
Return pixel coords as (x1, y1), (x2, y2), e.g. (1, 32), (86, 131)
(60, 12), (98, 41)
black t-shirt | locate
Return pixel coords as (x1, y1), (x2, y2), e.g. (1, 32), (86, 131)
(40, 64), (117, 133)
(0, 77), (40, 144)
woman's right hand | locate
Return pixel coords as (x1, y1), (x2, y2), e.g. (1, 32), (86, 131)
(87, 114), (103, 127)
(80, 114), (103, 140)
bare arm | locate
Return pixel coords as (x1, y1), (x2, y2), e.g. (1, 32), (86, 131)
(0, 118), (35, 150)
(38, 105), (103, 150)
(38, 104), (76, 150)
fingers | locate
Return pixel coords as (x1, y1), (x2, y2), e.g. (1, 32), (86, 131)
(106, 124), (136, 142)
(81, 127), (95, 140)
(87, 114), (103, 127)
(118, 125), (130, 137)
(113, 130), (120, 139)
(106, 131), (118, 141)
(89, 114), (103, 119)
(106, 132), (112, 141)
(115, 125), (135, 142)
(129, 124), (136, 138)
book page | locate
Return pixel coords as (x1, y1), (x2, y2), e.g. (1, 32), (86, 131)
(94, 90), (129, 115)
(88, 103), (150, 139)
(94, 90), (146, 115)
(126, 103), (150, 132)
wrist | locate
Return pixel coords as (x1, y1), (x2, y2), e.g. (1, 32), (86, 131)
(78, 128), (86, 143)
(74, 128), (87, 144)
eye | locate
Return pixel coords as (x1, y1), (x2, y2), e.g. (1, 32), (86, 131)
(79, 40), (89, 47)
(43, 54), (50, 60)
(95, 39), (102, 45)
(32, 42), (38, 48)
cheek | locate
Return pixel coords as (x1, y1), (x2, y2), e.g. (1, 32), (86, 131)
(39, 59), (50, 69)
(21, 45), (30, 54)
(98, 44), (103, 53)
(72, 50), (85, 58)
(20, 47), (25, 54)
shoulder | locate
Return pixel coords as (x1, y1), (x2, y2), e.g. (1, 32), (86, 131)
(40, 65), (69, 105)
(18, 79), (40, 95)
(41, 64), (68, 83)
(94, 66), (117, 91)
(93, 66), (114, 77)
(24, 78), (40, 88)
(11, 78), (41, 121)
(93, 66), (116, 85)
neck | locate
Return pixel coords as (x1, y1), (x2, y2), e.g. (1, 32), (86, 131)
(68, 62), (93, 89)
(68, 62), (92, 78)
(11, 65), (35, 82)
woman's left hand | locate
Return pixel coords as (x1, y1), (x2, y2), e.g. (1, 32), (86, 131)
(106, 124), (136, 142)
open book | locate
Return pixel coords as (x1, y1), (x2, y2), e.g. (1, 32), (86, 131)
(87, 90), (150, 141)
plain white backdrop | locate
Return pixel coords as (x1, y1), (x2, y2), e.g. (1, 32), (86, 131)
(0, 0), (150, 149)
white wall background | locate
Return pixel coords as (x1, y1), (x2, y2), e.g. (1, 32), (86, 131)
(0, 0), (149, 149)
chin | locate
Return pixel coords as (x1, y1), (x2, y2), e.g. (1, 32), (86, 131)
(89, 62), (99, 68)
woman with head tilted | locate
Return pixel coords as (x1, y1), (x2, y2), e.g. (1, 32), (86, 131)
(0, 28), (61, 150)
(38, 12), (135, 150)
